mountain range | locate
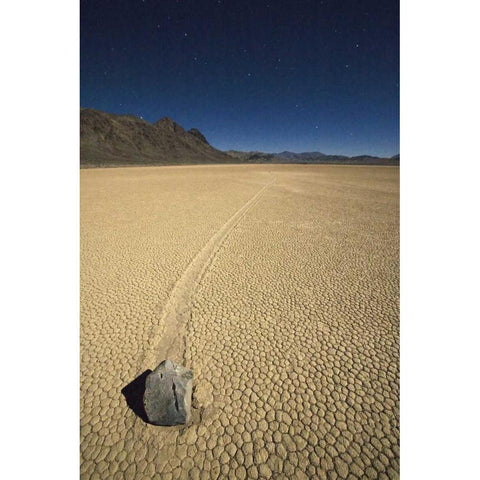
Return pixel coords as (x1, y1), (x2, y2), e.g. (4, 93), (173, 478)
(225, 150), (399, 165)
(80, 109), (399, 167)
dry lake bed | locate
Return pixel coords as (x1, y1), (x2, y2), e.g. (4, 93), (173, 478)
(80, 164), (399, 479)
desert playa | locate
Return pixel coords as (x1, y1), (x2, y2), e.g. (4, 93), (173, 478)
(80, 164), (399, 479)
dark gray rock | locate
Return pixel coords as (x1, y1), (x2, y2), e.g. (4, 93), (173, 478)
(143, 360), (193, 426)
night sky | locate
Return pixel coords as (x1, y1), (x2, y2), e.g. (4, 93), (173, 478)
(81, 0), (399, 157)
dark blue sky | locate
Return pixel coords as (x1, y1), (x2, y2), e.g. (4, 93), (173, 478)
(81, 0), (399, 156)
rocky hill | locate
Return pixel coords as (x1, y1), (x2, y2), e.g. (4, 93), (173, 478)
(80, 108), (233, 167)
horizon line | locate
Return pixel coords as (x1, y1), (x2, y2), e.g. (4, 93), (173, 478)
(81, 106), (399, 159)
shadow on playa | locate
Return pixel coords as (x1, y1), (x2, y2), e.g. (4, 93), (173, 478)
(121, 369), (152, 424)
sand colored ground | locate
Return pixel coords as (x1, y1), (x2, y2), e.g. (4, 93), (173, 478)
(80, 165), (399, 479)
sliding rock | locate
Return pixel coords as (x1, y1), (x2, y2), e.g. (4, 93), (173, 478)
(143, 360), (193, 426)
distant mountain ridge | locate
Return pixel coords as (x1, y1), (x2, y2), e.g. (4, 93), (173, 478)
(80, 108), (399, 167)
(277, 151), (328, 160)
(226, 150), (399, 165)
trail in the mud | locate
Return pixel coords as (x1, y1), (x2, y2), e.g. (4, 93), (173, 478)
(142, 175), (275, 370)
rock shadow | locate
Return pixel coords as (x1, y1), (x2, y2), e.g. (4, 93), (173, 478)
(121, 369), (152, 424)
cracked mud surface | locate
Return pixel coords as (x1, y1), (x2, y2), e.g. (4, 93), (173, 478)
(81, 165), (399, 479)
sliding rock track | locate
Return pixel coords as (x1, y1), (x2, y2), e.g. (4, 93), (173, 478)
(142, 175), (275, 370)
